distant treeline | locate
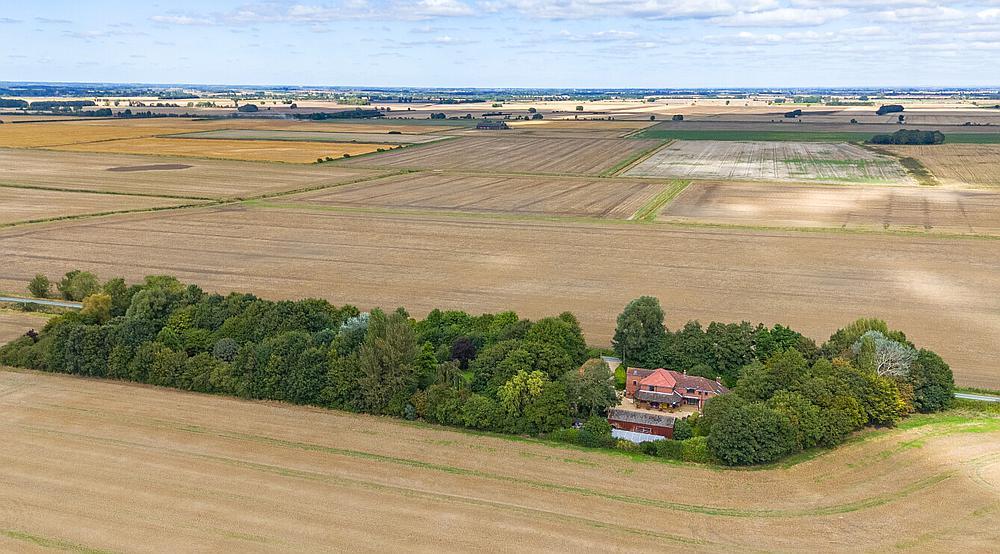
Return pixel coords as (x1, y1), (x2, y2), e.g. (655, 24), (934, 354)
(294, 109), (384, 120)
(1, 274), (953, 466)
(869, 129), (945, 145)
(0, 98), (28, 108)
(28, 100), (97, 110)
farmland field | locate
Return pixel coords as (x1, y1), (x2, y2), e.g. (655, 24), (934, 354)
(0, 186), (207, 225)
(0, 149), (380, 199)
(635, 123), (1000, 143)
(1, 207), (998, 387)
(885, 144), (1000, 188)
(50, 137), (397, 163)
(170, 128), (452, 144)
(0, 121), (199, 148)
(0, 312), (49, 344)
(280, 172), (671, 218)
(624, 140), (912, 184)
(660, 181), (1000, 235)
(1, 369), (998, 553)
(341, 136), (663, 175)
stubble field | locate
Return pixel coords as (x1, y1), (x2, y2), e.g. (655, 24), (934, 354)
(341, 136), (663, 175)
(0, 186), (207, 225)
(624, 140), (913, 183)
(1, 369), (997, 553)
(660, 181), (1000, 235)
(1, 206), (998, 387)
(170, 128), (452, 144)
(885, 144), (1000, 188)
(0, 149), (380, 199)
(279, 171), (671, 218)
(0, 311), (50, 344)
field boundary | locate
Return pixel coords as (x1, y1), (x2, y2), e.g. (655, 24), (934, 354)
(602, 139), (671, 177)
(862, 144), (940, 186)
(0, 181), (215, 201)
(631, 180), (691, 221)
(654, 217), (1000, 241)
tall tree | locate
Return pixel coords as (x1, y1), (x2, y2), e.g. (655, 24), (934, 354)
(612, 296), (667, 368)
(357, 310), (420, 416)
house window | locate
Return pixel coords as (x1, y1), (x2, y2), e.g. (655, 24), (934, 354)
(686, 387), (695, 393)
(632, 380), (637, 387)
(648, 385), (655, 391)
(635, 426), (651, 434)
(685, 397), (699, 405)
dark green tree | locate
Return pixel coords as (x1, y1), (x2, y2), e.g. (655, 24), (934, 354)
(612, 296), (667, 368)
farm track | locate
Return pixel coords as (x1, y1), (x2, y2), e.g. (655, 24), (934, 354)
(1, 370), (998, 552)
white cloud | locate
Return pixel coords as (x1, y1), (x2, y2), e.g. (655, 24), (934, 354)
(413, 0), (475, 16)
(150, 15), (214, 25)
(712, 7), (848, 27)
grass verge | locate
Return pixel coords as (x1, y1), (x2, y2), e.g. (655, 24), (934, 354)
(631, 180), (690, 221)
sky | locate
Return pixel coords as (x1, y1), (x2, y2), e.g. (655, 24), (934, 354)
(3, 1), (1000, 89)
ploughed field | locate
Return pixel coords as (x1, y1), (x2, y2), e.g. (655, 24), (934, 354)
(0, 148), (380, 199)
(2, 206), (999, 388)
(660, 181), (1000, 235)
(1, 370), (998, 553)
(624, 140), (912, 184)
(279, 171), (671, 218)
(341, 136), (662, 175)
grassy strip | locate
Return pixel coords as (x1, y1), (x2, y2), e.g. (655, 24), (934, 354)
(0, 530), (119, 554)
(956, 385), (1000, 397)
(861, 144), (939, 186)
(631, 180), (691, 221)
(600, 139), (669, 177)
(634, 129), (1000, 143)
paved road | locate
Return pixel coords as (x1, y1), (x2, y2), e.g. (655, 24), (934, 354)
(0, 296), (82, 309)
(954, 392), (1000, 403)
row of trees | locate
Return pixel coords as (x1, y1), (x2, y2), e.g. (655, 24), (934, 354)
(3, 276), (953, 466)
(4, 271), (618, 438)
(869, 129), (945, 145)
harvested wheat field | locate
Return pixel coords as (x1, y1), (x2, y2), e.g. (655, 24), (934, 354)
(1, 207), (998, 387)
(885, 145), (1000, 188)
(625, 140), (913, 184)
(0, 149), (380, 199)
(342, 136), (662, 175)
(50, 137), (397, 164)
(281, 172), (670, 218)
(660, 181), (1000, 235)
(170, 129), (452, 144)
(0, 312), (49, 344)
(0, 369), (998, 553)
(0, 186), (205, 225)
(0, 121), (199, 148)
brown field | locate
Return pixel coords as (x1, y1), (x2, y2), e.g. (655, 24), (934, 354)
(1, 369), (998, 553)
(0, 121), (198, 148)
(885, 145), (1000, 188)
(281, 172), (668, 218)
(50, 137), (396, 163)
(342, 136), (662, 175)
(171, 128), (451, 144)
(1, 207), (998, 387)
(0, 186), (206, 225)
(660, 181), (1000, 235)
(625, 140), (912, 184)
(0, 149), (380, 199)
(0, 311), (49, 344)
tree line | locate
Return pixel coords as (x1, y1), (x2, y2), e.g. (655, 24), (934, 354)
(1, 275), (953, 466)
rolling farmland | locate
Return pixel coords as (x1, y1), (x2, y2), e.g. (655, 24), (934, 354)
(660, 181), (1000, 235)
(1, 206), (998, 387)
(280, 172), (671, 218)
(342, 136), (662, 175)
(0, 149), (380, 199)
(624, 140), (913, 183)
(0, 370), (997, 553)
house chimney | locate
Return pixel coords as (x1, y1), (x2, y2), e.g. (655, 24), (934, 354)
(716, 376), (721, 384)
(683, 369), (687, 375)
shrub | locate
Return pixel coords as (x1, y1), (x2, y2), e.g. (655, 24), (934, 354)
(655, 438), (683, 460)
(28, 274), (51, 298)
(681, 436), (711, 463)
(548, 427), (580, 445)
(708, 403), (795, 466)
(672, 418), (693, 440)
(578, 416), (614, 448)
(615, 439), (640, 452)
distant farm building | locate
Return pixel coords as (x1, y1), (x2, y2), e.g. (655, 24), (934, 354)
(607, 408), (675, 440)
(476, 120), (509, 130)
(625, 368), (728, 411)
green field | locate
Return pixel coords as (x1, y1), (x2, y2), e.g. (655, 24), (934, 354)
(634, 129), (1000, 143)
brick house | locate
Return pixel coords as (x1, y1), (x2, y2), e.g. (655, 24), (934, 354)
(624, 368), (728, 412)
(607, 408), (675, 439)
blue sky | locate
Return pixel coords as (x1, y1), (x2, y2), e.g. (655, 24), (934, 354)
(3, 1), (999, 88)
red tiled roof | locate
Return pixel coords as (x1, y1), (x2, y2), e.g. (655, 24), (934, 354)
(638, 368), (677, 389)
